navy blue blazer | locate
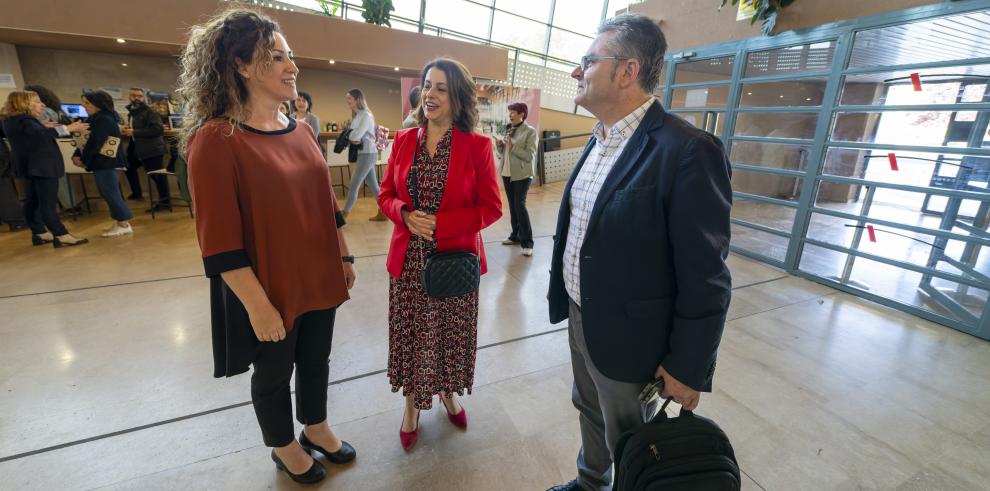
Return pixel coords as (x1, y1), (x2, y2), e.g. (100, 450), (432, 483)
(548, 101), (732, 391)
(1, 114), (65, 179)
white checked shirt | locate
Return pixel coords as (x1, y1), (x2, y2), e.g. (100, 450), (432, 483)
(564, 98), (656, 305)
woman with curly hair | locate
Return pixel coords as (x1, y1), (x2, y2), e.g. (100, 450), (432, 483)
(179, 8), (356, 483)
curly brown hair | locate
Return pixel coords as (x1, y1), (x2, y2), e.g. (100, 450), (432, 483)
(413, 58), (479, 133)
(176, 7), (280, 152)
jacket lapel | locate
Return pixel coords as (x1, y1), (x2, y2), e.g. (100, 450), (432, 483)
(585, 101), (667, 235)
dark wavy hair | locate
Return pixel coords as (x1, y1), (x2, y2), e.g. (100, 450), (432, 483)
(82, 89), (120, 121)
(413, 58), (478, 133)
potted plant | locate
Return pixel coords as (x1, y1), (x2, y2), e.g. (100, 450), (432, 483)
(315, 0), (341, 16)
(361, 0), (395, 27)
(720, 0), (798, 36)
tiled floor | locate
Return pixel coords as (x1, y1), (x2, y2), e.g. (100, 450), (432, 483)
(1, 182), (989, 490)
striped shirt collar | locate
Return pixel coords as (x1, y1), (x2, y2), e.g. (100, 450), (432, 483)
(592, 97), (656, 145)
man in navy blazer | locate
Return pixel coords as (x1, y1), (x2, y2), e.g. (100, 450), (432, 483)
(546, 14), (732, 491)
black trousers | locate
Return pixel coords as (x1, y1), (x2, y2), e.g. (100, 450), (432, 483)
(251, 308), (337, 447)
(125, 149), (169, 203)
(503, 176), (534, 248)
(0, 177), (25, 225)
(23, 176), (67, 236)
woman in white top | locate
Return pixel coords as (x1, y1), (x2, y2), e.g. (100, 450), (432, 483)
(342, 88), (386, 221)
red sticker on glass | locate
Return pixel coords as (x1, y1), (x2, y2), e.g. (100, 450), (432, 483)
(867, 225), (877, 243)
(910, 73), (922, 91)
(888, 153), (899, 171)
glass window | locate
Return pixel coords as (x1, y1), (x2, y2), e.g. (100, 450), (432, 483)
(798, 244), (987, 323)
(840, 66), (990, 106)
(495, 0), (552, 24)
(731, 169), (805, 201)
(739, 79), (827, 107)
(830, 111), (990, 147)
(731, 223), (790, 262)
(820, 147), (990, 192)
(733, 198), (798, 233)
(548, 28), (593, 65)
(730, 141), (813, 171)
(492, 12), (548, 54)
(849, 11), (990, 68)
(552, 0), (605, 37)
(735, 112), (819, 140)
(425, 0), (493, 40)
(673, 56), (735, 85)
(676, 111), (725, 136)
(745, 41), (836, 78)
(813, 179), (990, 233)
(670, 86), (730, 109)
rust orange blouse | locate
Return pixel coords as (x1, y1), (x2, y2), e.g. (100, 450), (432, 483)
(188, 118), (349, 375)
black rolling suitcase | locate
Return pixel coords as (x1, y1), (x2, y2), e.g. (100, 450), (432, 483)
(613, 387), (740, 490)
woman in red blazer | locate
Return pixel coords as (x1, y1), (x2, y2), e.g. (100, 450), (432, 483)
(378, 58), (501, 451)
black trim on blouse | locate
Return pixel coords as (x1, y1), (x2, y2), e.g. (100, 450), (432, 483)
(203, 249), (252, 277)
(238, 117), (297, 135)
(335, 211), (346, 229)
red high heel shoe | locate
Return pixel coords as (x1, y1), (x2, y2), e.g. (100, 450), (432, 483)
(444, 398), (468, 429)
(399, 411), (420, 451)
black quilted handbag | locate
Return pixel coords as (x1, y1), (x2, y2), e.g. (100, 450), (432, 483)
(409, 128), (480, 298)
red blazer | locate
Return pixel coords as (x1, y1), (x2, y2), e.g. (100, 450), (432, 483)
(378, 126), (502, 278)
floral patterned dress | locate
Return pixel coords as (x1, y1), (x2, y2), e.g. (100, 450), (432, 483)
(387, 128), (479, 410)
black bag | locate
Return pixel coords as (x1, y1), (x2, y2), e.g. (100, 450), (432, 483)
(333, 128), (363, 163)
(409, 128), (480, 298)
(613, 395), (740, 491)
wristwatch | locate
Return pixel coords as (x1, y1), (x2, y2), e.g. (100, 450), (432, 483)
(341, 255), (355, 264)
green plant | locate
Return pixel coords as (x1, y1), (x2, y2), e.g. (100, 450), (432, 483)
(315, 0), (341, 16)
(361, 0), (395, 27)
(720, 0), (798, 36)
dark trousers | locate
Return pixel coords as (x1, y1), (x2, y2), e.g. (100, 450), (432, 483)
(503, 176), (534, 248)
(23, 176), (67, 236)
(0, 177), (25, 225)
(252, 308), (337, 447)
(125, 150), (169, 204)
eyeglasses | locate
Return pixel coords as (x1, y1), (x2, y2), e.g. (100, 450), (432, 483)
(579, 55), (631, 72)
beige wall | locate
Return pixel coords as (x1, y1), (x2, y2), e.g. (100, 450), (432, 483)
(18, 47), (179, 107)
(541, 108), (596, 149)
(296, 70), (401, 131)
(0, 43), (25, 102)
(631, 0), (941, 52)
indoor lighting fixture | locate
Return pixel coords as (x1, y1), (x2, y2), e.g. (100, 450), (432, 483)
(121, 63), (128, 67)
(394, 67), (400, 71)
(116, 38), (126, 44)
(329, 59), (336, 64)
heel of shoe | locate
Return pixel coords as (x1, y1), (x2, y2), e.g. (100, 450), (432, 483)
(447, 406), (468, 429)
(399, 411), (420, 451)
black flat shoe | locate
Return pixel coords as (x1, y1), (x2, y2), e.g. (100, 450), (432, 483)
(53, 237), (89, 248)
(270, 450), (326, 484)
(299, 431), (356, 464)
(8, 223), (28, 232)
(32, 235), (53, 246)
